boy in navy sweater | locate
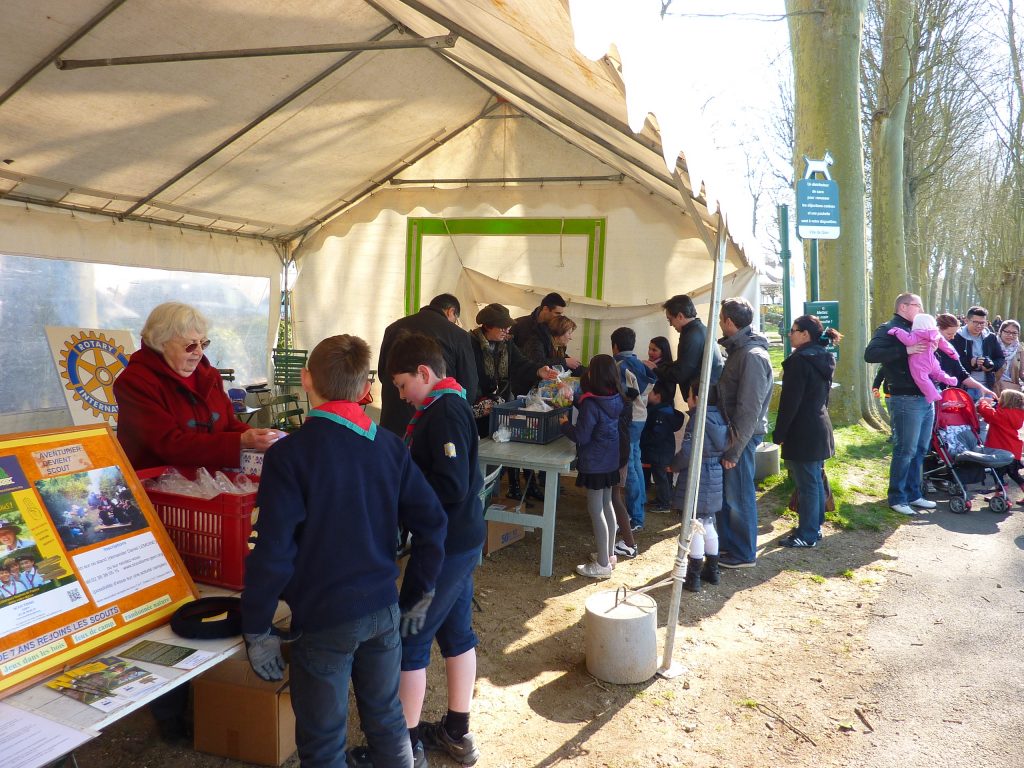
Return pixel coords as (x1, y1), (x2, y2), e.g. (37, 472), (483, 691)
(241, 334), (447, 768)
(641, 382), (685, 511)
(376, 331), (485, 766)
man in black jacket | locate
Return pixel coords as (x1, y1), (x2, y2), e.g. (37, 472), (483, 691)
(378, 294), (479, 436)
(510, 292), (577, 370)
(864, 292), (938, 516)
(645, 294), (723, 397)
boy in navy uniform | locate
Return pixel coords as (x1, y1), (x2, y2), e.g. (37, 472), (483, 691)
(241, 334), (447, 768)
(382, 331), (485, 766)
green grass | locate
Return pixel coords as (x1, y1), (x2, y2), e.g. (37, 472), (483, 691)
(759, 421), (905, 534)
(767, 344), (785, 378)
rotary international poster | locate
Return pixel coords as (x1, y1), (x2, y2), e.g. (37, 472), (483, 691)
(44, 327), (136, 428)
(0, 426), (196, 696)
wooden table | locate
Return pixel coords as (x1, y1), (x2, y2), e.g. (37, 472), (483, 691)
(477, 437), (577, 577)
(5, 588), (289, 768)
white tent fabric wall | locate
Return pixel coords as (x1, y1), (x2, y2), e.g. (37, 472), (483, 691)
(0, 201), (282, 434)
(292, 181), (752, 403)
(0, 201), (282, 279)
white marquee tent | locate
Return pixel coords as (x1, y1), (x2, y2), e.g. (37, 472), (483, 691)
(0, 0), (755, 431)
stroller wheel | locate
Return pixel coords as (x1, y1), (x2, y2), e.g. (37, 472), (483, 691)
(988, 495), (1010, 514)
(949, 496), (969, 515)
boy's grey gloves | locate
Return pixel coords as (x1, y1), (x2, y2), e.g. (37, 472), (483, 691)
(400, 590), (435, 637)
(244, 628), (285, 681)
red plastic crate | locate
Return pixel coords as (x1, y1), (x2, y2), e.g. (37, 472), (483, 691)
(138, 466), (257, 590)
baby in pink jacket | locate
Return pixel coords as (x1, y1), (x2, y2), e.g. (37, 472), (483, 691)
(888, 313), (959, 402)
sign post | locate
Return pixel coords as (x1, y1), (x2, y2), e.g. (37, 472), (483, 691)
(796, 151), (841, 304)
(804, 300), (840, 360)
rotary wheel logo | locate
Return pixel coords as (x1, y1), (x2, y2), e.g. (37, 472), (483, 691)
(59, 332), (130, 424)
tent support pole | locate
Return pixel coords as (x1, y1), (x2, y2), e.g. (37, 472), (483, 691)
(0, 0), (128, 108)
(388, 0), (671, 162)
(390, 174), (625, 185)
(56, 35), (457, 70)
(120, 25), (400, 219)
(658, 208), (728, 679)
(288, 100), (506, 240)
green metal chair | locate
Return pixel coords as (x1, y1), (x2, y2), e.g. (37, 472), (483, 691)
(272, 348), (307, 390)
(267, 394), (304, 432)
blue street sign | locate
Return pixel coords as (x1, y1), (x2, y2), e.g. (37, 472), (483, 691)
(796, 178), (840, 239)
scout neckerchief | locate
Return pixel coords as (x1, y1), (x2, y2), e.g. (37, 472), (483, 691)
(404, 377), (464, 446)
(307, 400), (377, 440)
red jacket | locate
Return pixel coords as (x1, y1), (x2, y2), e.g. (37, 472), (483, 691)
(113, 344), (249, 470)
(978, 401), (1024, 460)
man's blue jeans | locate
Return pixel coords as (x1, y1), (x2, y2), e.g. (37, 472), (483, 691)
(289, 604), (411, 768)
(718, 435), (761, 563)
(626, 421), (646, 527)
(887, 395), (934, 506)
(787, 459), (824, 543)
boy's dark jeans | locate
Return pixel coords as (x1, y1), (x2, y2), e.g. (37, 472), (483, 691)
(290, 603), (410, 768)
(650, 465), (672, 506)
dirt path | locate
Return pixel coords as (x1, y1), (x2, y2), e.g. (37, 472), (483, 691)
(71, 483), (1024, 767)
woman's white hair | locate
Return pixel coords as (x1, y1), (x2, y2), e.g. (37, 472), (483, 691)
(141, 302), (209, 353)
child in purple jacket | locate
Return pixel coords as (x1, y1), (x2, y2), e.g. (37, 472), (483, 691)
(888, 313), (959, 402)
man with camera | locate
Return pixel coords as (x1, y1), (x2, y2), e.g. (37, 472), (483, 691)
(950, 306), (1004, 400)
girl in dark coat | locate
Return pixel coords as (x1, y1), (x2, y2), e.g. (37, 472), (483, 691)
(671, 382), (729, 591)
(773, 315), (843, 547)
(559, 355), (623, 579)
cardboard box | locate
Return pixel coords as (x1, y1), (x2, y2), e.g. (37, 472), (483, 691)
(484, 505), (525, 555)
(193, 658), (296, 766)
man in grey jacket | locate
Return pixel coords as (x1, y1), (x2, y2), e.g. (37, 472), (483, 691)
(715, 298), (774, 568)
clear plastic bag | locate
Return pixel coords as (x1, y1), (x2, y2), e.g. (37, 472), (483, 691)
(522, 389), (553, 412)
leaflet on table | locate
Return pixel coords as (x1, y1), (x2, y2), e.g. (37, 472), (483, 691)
(45, 656), (167, 713)
(119, 639), (216, 670)
(0, 427), (196, 696)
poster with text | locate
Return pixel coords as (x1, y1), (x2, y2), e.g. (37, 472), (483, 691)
(0, 426), (196, 696)
(44, 326), (136, 428)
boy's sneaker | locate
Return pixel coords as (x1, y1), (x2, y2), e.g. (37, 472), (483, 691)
(420, 719), (480, 766)
(648, 503), (671, 513)
(630, 522), (644, 532)
(575, 561), (612, 579)
(613, 540), (638, 558)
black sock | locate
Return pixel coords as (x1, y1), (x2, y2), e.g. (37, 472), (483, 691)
(409, 725), (420, 749)
(444, 710), (470, 740)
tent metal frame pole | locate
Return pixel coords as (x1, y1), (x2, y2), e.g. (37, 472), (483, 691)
(289, 100), (505, 240)
(55, 35), (457, 70)
(390, 0), (671, 162)
(120, 25), (400, 219)
(0, 0), (128, 109)
(390, 174), (624, 185)
(0, 192), (281, 243)
(441, 54), (695, 208)
(658, 207), (728, 679)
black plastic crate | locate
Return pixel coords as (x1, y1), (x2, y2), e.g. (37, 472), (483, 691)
(488, 397), (571, 444)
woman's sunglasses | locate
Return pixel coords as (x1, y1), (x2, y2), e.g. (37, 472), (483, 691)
(184, 338), (212, 353)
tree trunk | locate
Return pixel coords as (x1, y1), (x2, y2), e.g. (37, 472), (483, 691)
(869, 0), (912, 329)
(788, 0), (871, 426)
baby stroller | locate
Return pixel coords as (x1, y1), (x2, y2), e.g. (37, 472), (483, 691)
(924, 387), (1014, 513)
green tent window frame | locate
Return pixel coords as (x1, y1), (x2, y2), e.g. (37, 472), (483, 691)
(405, 217), (606, 360)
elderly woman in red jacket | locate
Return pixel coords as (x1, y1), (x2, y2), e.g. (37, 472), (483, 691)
(113, 301), (280, 471)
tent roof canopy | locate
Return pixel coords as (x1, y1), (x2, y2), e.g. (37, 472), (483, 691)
(0, 0), (743, 263)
